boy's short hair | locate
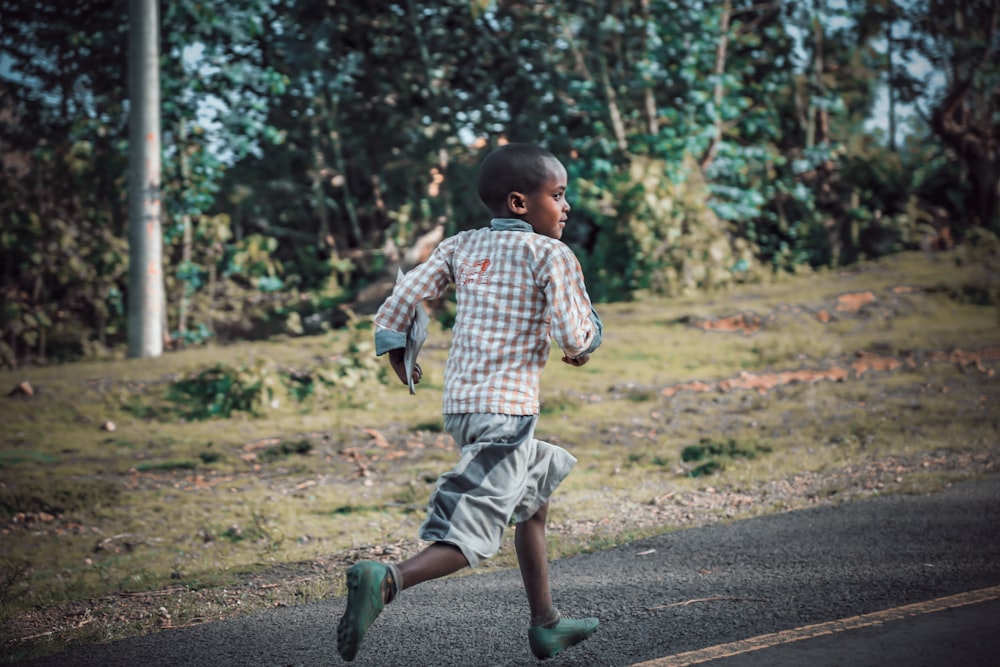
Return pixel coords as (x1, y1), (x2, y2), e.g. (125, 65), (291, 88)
(477, 143), (559, 215)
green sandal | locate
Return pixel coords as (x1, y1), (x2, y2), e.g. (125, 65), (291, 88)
(528, 616), (599, 659)
(336, 561), (389, 662)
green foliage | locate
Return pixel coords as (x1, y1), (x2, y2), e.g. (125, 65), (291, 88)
(283, 315), (384, 404)
(199, 450), (223, 464)
(167, 359), (283, 420)
(539, 392), (582, 415)
(413, 420), (444, 432)
(899, 0), (1000, 231)
(258, 439), (313, 463)
(220, 511), (282, 546)
(0, 0), (985, 367)
(162, 318), (382, 419)
(0, 134), (130, 366)
(0, 450), (56, 468)
(575, 156), (762, 300)
(134, 460), (198, 472)
(680, 437), (772, 477)
(0, 1), (131, 366)
(226, 234), (285, 290)
(0, 479), (122, 521)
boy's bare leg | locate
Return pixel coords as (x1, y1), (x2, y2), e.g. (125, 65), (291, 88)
(517, 501), (599, 659)
(515, 502), (556, 621)
(337, 542), (467, 661)
(398, 542), (468, 590)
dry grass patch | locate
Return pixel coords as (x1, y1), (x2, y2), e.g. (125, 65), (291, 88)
(1, 249), (998, 660)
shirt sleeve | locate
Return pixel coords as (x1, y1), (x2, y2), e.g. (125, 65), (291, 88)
(374, 326), (407, 356)
(585, 307), (604, 354)
(540, 244), (600, 358)
(373, 239), (455, 354)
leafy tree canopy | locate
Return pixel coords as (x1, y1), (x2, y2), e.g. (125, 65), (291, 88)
(1, 0), (994, 366)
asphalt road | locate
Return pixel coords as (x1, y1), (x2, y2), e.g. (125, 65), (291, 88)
(17, 475), (1000, 667)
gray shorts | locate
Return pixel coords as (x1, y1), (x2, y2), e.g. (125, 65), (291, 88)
(419, 413), (577, 567)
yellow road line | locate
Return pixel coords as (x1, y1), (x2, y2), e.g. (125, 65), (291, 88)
(631, 584), (1000, 667)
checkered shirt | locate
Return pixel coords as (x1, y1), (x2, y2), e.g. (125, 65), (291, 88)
(374, 220), (599, 415)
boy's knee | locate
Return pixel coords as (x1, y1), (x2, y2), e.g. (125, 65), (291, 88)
(528, 502), (549, 524)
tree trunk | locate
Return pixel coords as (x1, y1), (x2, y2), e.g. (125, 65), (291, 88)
(126, 0), (164, 359)
(807, 0), (827, 148)
(700, 0), (732, 171)
(639, 0), (659, 136)
(886, 18), (896, 152)
(599, 61), (629, 152)
(562, 19), (628, 152)
(177, 118), (192, 340)
(324, 95), (362, 246)
(926, 1), (1000, 229)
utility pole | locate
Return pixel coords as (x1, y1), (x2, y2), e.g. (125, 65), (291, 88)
(127, 0), (164, 358)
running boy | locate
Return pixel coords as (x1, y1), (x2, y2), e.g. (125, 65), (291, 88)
(336, 143), (603, 662)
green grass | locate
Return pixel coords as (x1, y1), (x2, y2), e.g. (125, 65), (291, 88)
(1, 249), (998, 658)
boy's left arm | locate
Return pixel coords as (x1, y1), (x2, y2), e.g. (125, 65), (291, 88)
(544, 246), (603, 361)
(560, 307), (602, 365)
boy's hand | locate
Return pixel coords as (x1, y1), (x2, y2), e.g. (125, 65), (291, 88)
(388, 348), (422, 386)
(561, 353), (590, 367)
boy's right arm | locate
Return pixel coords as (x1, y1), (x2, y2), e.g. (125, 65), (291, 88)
(374, 328), (422, 386)
(387, 347), (422, 386)
(373, 239), (454, 385)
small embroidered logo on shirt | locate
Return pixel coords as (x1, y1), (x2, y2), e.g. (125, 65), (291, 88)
(459, 258), (492, 286)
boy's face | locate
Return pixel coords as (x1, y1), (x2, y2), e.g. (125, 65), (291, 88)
(520, 159), (570, 240)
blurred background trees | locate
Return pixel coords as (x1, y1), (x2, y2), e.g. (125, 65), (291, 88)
(1, 0), (997, 367)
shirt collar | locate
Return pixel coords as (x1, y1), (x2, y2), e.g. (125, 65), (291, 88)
(490, 218), (533, 232)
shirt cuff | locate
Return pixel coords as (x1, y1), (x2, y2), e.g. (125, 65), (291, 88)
(374, 327), (407, 356)
(584, 307), (603, 354)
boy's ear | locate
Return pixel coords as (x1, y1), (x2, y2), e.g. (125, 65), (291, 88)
(507, 191), (528, 215)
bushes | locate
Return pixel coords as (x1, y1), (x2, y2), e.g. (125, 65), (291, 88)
(0, 137), (130, 368)
(163, 318), (383, 420)
(167, 359), (283, 419)
(574, 156), (764, 301)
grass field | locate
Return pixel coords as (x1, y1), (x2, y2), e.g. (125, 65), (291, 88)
(1, 248), (998, 660)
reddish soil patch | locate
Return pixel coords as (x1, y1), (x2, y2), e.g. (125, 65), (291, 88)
(930, 348), (1000, 375)
(691, 312), (763, 335)
(662, 346), (1000, 397)
(689, 287), (891, 335)
(851, 351), (902, 376)
(835, 291), (876, 312)
(717, 366), (850, 394)
(660, 380), (715, 397)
